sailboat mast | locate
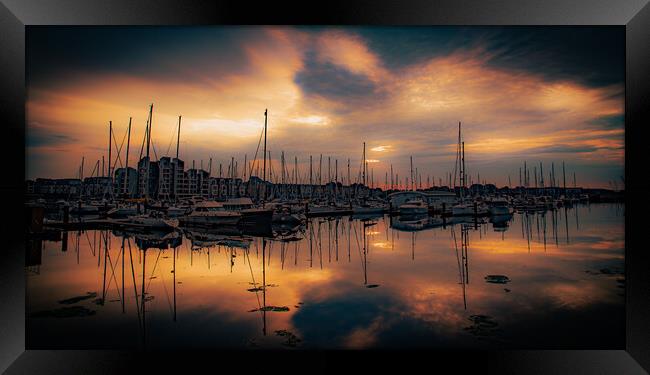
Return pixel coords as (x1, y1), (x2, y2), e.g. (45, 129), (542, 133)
(524, 161), (527, 188)
(176, 115), (181, 159)
(410, 156), (414, 191)
(262, 109), (267, 205)
(124, 117), (131, 197)
(347, 158), (350, 187)
(108, 121), (112, 183)
(551, 162), (555, 188)
(562, 161), (567, 195)
(362, 142), (366, 186)
(460, 141), (467, 198)
(145, 104), (153, 201)
(146, 104), (153, 159)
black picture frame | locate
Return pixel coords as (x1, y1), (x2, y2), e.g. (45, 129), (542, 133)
(1, 0), (649, 373)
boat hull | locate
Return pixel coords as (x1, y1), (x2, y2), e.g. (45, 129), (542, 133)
(179, 215), (241, 227)
(240, 208), (274, 224)
(399, 207), (428, 215)
(488, 206), (511, 216)
(306, 206), (353, 217)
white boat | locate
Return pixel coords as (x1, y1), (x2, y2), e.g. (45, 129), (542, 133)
(185, 230), (251, 250)
(128, 214), (179, 230)
(180, 201), (241, 226)
(107, 205), (139, 217)
(223, 197), (274, 223)
(399, 200), (428, 215)
(487, 198), (511, 216)
(391, 215), (444, 232)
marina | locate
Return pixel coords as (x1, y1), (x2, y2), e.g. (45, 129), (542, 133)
(24, 105), (625, 350)
(26, 203), (624, 349)
(24, 25), (626, 352)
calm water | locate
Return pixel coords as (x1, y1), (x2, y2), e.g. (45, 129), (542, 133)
(26, 203), (625, 349)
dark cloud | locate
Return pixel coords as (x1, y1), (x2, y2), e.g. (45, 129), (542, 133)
(293, 52), (383, 109)
(27, 26), (260, 88)
(27, 124), (77, 147)
(588, 114), (624, 130)
(529, 144), (600, 154)
(351, 26), (623, 88)
(28, 26), (624, 91)
(480, 27), (624, 88)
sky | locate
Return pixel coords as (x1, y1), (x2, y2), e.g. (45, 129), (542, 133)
(26, 26), (625, 189)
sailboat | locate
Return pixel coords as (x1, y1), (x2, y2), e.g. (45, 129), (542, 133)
(361, 221), (379, 288)
(486, 196), (512, 216)
(451, 122), (487, 216)
(128, 210), (179, 230)
(399, 200), (428, 215)
(179, 200), (242, 226)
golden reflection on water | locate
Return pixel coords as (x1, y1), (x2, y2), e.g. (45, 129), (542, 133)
(27, 203), (624, 349)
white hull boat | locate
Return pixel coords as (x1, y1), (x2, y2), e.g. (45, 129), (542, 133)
(399, 200), (428, 215)
(180, 201), (242, 227)
(128, 215), (179, 230)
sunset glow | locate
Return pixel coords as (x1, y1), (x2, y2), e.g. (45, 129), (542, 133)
(26, 26), (624, 188)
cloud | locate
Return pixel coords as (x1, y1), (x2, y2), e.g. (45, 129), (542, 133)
(25, 26), (624, 187)
(294, 53), (384, 109)
(587, 114), (624, 130)
(27, 123), (77, 147)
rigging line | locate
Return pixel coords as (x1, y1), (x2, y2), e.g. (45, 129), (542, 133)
(111, 128), (127, 170)
(245, 247), (263, 311)
(316, 223), (323, 268)
(352, 222), (365, 276)
(105, 246), (123, 302)
(146, 249), (164, 292)
(89, 161), (99, 179)
(84, 231), (96, 256)
(166, 121), (178, 156)
(151, 139), (160, 162)
(451, 227), (463, 284)
(138, 118), (147, 161)
(248, 125), (265, 178)
(156, 256), (174, 317)
(127, 239), (142, 329)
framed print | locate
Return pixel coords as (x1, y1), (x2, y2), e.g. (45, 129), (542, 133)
(1, 0), (649, 373)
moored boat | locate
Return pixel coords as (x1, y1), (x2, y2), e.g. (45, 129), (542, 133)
(399, 200), (428, 215)
(128, 212), (179, 230)
(179, 201), (241, 227)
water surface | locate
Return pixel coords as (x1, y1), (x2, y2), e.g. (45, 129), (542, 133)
(26, 203), (625, 349)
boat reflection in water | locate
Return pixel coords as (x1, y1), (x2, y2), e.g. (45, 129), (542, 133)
(490, 214), (514, 233)
(390, 214), (445, 232)
(27, 203), (624, 350)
